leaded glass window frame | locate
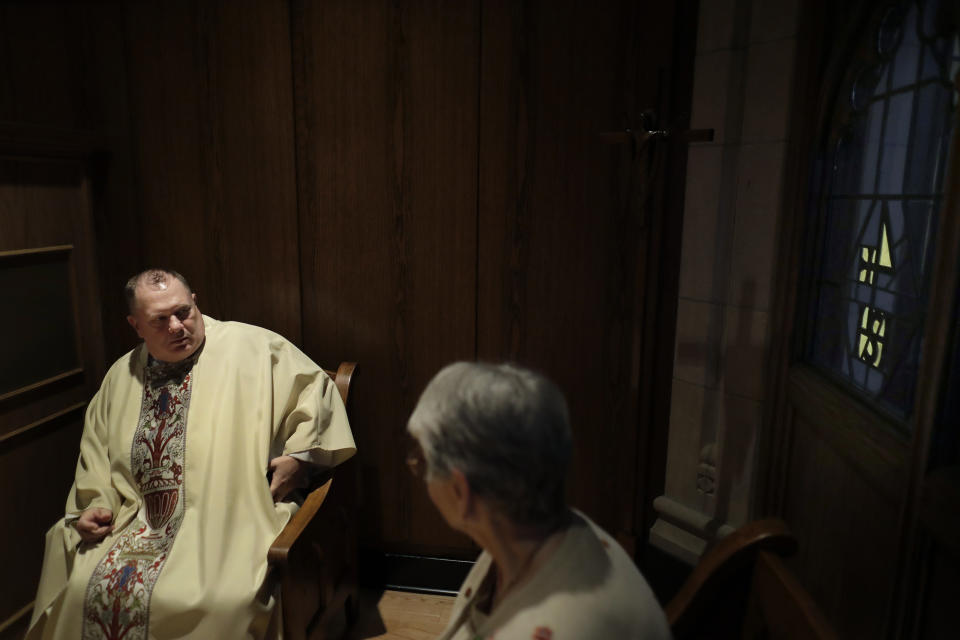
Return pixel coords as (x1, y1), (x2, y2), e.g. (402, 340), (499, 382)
(801, 0), (959, 425)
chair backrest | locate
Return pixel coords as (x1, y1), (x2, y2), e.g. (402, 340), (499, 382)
(323, 362), (356, 406)
(666, 518), (839, 640)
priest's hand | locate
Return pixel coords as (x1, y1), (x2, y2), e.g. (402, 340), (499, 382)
(268, 455), (307, 502)
(75, 507), (114, 543)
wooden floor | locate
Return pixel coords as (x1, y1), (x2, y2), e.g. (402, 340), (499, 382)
(346, 589), (456, 640)
(0, 590), (455, 640)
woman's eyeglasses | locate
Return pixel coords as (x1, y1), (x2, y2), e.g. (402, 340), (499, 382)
(406, 439), (426, 478)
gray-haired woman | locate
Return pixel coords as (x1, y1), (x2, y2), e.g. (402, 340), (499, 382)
(407, 362), (671, 640)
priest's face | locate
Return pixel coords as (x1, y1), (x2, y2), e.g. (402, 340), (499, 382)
(126, 277), (205, 363)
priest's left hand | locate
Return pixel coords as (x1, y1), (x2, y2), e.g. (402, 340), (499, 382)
(268, 455), (307, 502)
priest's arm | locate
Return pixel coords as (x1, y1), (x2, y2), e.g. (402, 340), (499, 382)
(64, 384), (122, 545)
(267, 337), (356, 500)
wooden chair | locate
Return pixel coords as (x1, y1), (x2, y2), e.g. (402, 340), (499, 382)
(666, 519), (839, 639)
(267, 362), (359, 640)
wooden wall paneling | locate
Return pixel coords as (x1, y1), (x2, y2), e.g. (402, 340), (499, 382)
(0, 159), (81, 249)
(915, 539), (960, 639)
(293, 0), (479, 554)
(0, 247), (80, 400)
(0, 132), (107, 636)
(398, 1), (480, 555)
(781, 410), (901, 639)
(79, 3), (145, 363)
(121, 2), (214, 321)
(0, 410), (86, 636)
(778, 370), (909, 638)
(0, 151), (105, 435)
(787, 365), (909, 504)
(0, 4), (136, 634)
(477, 0), (671, 545)
(0, 3), (131, 349)
(123, 0), (301, 343)
(0, 4), (89, 128)
(0, 161), (92, 437)
(292, 0), (405, 550)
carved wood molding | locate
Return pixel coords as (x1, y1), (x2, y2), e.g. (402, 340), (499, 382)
(0, 244), (73, 259)
(0, 368), (84, 406)
(0, 245), (84, 404)
(0, 121), (104, 159)
(0, 401), (86, 445)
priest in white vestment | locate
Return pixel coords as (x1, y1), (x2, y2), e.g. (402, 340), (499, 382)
(27, 269), (356, 640)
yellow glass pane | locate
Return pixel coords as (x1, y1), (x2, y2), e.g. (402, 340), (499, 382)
(879, 221), (893, 269)
(859, 305), (885, 367)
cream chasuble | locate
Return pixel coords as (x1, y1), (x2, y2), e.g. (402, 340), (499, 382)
(27, 316), (356, 640)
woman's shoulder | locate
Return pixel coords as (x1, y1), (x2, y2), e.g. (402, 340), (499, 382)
(510, 510), (671, 638)
(495, 593), (670, 640)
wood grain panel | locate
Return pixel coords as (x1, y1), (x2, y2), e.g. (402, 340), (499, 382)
(79, 4), (144, 364)
(293, 0), (479, 553)
(0, 133), (108, 635)
(0, 409), (84, 631)
(477, 0), (668, 543)
(0, 153), (103, 635)
(916, 540), (960, 639)
(0, 6), (138, 634)
(0, 5), (89, 128)
(0, 4), (134, 363)
(782, 411), (902, 639)
(123, 0), (301, 342)
(0, 159), (83, 251)
(787, 364), (909, 504)
(0, 156), (105, 437)
(0, 249), (79, 397)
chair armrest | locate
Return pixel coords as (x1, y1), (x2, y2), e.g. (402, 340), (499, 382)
(268, 477), (333, 567)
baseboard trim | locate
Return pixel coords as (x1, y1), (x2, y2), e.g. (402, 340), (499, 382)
(360, 552), (474, 596)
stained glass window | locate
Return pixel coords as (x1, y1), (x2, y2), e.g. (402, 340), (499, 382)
(806, 0), (959, 420)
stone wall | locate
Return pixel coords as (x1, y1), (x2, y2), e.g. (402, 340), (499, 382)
(651, 0), (802, 564)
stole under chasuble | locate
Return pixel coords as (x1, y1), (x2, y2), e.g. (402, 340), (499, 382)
(27, 316), (356, 640)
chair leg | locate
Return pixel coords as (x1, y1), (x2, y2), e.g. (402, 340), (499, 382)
(345, 593), (359, 627)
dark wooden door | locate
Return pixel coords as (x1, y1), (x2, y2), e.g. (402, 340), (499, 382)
(474, 0), (693, 556)
(293, 0), (695, 557)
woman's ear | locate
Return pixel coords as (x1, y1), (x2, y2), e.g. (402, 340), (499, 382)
(450, 468), (474, 521)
